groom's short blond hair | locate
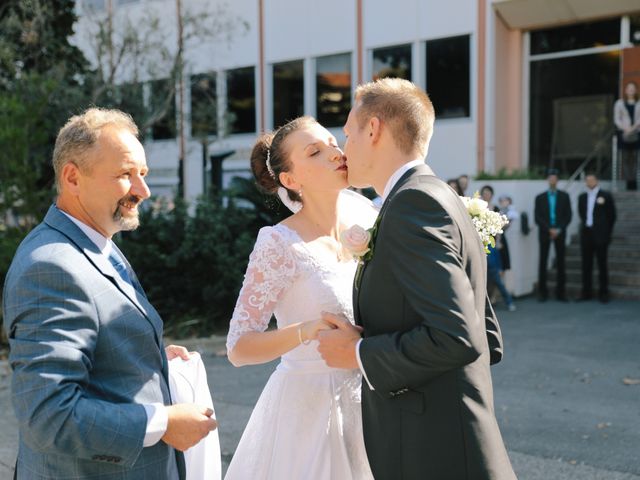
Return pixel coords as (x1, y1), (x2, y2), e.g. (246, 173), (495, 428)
(354, 78), (434, 158)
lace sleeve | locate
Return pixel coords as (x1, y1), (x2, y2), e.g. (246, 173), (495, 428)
(226, 227), (296, 352)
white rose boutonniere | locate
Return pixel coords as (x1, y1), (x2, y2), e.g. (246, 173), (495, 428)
(340, 224), (372, 260)
(597, 197), (605, 205)
(461, 192), (509, 253)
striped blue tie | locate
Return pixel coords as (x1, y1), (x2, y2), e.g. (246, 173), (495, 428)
(108, 249), (133, 286)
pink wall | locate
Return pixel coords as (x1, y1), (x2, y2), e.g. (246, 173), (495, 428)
(494, 13), (523, 172)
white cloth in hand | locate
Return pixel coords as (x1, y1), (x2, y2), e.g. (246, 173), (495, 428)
(168, 353), (221, 480)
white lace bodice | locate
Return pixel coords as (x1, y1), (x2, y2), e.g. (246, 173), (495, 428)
(226, 224), (357, 359)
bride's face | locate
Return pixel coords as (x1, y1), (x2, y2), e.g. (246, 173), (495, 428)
(280, 124), (348, 194)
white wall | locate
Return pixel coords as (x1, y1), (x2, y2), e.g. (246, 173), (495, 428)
(364, 0), (475, 46)
(265, 0), (356, 61)
(363, 0), (479, 185)
(428, 119), (477, 182)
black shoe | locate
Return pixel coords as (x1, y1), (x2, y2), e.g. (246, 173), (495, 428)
(556, 295), (569, 302)
(577, 294), (592, 302)
(599, 293), (610, 304)
(537, 294), (548, 302)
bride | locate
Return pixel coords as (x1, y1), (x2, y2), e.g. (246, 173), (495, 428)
(224, 116), (375, 479)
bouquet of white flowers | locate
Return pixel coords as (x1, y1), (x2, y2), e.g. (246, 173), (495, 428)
(461, 192), (509, 253)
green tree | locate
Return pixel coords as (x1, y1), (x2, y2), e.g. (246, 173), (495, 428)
(0, 0), (91, 222)
(0, 1), (91, 333)
(0, 0), (88, 87)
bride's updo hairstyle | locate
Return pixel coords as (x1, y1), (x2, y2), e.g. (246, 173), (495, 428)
(251, 116), (318, 203)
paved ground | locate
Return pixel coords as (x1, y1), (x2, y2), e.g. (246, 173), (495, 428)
(1, 297), (639, 479)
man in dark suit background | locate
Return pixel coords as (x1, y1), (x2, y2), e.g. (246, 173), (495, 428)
(578, 173), (616, 303)
(534, 169), (572, 301)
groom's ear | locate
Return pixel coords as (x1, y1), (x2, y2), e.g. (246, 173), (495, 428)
(369, 116), (382, 145)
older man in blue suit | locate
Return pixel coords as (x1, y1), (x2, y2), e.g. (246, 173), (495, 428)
(3, 108), (217, 479)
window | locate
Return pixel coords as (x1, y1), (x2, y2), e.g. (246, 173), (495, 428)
(426, 35), (470, 119)
(226, 66), (256, 134)
(273, 60), (304, 128)
(148, 78), (176, 140)
(117, 82), (145, 129)
(528, 52), (619, 174)
(191, 73), (217, 138)
(630, 14), (640, 45)
(83, 0), (104, 11)
(530, 19), (620, 56)
(316, 53), (351, 128)
(372, 44), (412, 80)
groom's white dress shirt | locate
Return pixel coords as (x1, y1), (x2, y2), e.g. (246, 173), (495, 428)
(355, 159), (426, 390)
(61, 209), (168, 446)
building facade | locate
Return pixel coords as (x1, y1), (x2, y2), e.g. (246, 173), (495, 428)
(74, 0), (640, 200)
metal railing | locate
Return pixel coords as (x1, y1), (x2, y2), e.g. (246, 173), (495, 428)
(564, 126), (615, 193)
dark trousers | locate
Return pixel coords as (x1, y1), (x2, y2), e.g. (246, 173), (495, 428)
(538, 232), (566, 297)
(580, 227), (609, 296)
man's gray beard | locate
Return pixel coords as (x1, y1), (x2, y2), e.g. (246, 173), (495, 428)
(113, 208), (140, 231)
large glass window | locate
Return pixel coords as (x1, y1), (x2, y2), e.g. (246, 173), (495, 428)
(226, 66), (256, 134)
(190, 72), (217, 138)
(83, 0), (104, 11)
(426, 35), (470, 119)
(372, 44), (412, 80)
(316, 53), (351, 128)
(630, 14), (640, 45)
(530, 19), (620, 56)
(529, 53), (619, 175)
(117, 82), (145, 130)
(273, 60), (304, 128)
(148, 78), (176, 140)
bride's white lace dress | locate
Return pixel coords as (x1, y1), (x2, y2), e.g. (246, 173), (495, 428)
(224, 224), (373, 479)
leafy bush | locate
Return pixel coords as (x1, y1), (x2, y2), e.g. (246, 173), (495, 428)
(0, 226), (27, 343)
(117, 188), (285, 337)
(1, 182), (287, 344)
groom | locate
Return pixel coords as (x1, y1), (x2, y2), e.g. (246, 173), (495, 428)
(318, 78), (515, 479)
(3, 108), (216, 479)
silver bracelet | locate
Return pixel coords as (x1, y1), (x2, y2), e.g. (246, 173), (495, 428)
(298, 325), (311, 345)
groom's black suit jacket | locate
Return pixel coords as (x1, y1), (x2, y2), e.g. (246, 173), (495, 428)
(355, 165), (515, 480)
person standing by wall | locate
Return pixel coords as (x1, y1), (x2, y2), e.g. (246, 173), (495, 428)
(614, 81), (640, 190)
(481, 186), (516, 311)
(578, 173), (617, 303)
(446, 178), (463, 195)
(457, 174), (469, 196)
(534, 169), (572, 302)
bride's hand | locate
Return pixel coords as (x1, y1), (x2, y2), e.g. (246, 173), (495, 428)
(300, 319), (336, 343)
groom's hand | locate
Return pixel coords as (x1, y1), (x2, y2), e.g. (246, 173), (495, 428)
(162, 404), (217, 451)
(317, 313), (361, 369)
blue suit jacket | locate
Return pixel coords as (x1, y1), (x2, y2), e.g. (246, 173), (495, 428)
(3, 206), (184, 479)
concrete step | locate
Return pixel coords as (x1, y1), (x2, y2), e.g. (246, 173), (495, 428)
(547, 268), (640, 287)
(565, 245), (640, 258)
(545, 281), (640, 300)
(565, 258), (640, 272)
(610, 224), (640, 230)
